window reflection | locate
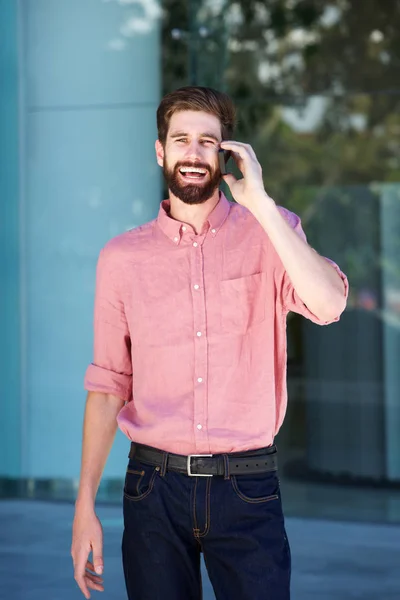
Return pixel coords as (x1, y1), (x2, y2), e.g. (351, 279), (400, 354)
(162, 0), (400, 521)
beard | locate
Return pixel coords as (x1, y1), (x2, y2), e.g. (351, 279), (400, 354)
(163, 157), (221, 205)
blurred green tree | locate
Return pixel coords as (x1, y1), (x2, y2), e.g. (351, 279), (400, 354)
(160, 0), (400, 294)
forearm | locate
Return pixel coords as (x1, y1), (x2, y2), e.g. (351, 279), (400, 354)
(76, 391), (125, 509)
(250, 193), (346, 321)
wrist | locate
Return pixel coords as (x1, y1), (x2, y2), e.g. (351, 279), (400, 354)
(249, 191), (276, 217)
(75, 489), (96, 511)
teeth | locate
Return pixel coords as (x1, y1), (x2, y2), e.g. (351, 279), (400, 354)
(180, 167), (206, 174)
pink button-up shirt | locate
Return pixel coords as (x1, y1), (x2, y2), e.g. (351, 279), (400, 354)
(84, 193), (348, 455)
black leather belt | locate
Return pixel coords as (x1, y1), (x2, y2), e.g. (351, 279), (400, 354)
(129, 442), (278, 477)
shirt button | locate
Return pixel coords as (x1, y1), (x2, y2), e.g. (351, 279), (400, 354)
(211, 228), (216, 234)
(197, 424), (203, 430)
(194, 284), (200, 290)
(196, 331), (202, 337)
(197, 377), (203, 383)
(182, 226), (187, 232)
(173, 236), (179, 243)
(193, 242), (198, 247)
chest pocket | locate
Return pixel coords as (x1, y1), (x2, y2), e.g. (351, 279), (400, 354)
(219, 272), (266, 335)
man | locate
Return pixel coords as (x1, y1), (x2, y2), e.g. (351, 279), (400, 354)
(71, 86), (348, 600)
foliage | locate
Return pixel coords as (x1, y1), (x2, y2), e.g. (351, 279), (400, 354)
(161, 0), (400, 295)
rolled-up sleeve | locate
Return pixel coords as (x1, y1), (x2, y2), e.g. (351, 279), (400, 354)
(278, 207), (349, 326)
(84, 246), (132, 401)
(282, 260), (348, 325)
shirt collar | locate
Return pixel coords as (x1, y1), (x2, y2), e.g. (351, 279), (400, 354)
(157, 192), (231, 244)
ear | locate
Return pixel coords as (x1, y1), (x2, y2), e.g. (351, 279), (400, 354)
(155, 140), (164, 168)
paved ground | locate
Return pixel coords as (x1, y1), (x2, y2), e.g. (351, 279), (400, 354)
(1, 500), (399, 600)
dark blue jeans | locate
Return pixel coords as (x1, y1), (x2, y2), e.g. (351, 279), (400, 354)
(122, 451), (291, 600)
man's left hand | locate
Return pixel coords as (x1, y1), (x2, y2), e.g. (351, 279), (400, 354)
(220, 141), (269, 210)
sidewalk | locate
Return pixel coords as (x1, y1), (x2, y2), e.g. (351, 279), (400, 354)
(1, 500), (399, 600)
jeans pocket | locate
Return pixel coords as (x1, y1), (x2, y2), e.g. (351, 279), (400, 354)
(123, 458), (160, 502)
(230, 471), (280, 504)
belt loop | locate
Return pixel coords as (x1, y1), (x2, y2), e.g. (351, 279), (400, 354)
(222, 454), (230, 480)
(160, 452), (169, 477)
(128, 442), (136, 459)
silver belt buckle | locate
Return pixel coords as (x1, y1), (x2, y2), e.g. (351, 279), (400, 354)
(187, 454), (213, 477)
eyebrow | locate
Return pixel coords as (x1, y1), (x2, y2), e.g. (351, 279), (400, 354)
(169, 131), (221, 143)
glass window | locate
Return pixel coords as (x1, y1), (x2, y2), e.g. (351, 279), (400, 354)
(162, 0), (400, 523)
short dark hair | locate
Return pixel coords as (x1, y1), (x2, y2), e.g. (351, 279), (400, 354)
(157, 86), (237, 145)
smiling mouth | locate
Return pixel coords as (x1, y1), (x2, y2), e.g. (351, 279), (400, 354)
(179, 167), (209, 181)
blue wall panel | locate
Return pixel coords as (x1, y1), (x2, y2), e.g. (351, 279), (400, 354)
(0, 0), (21, 477)
(0, 0), (161, 480)
(21, 0), (161, 478)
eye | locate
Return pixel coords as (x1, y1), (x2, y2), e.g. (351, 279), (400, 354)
(176, 138), (187, 143)
(201, 139), (216, 146)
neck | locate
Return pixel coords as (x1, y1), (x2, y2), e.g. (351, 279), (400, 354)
(168, 189), (221, 235)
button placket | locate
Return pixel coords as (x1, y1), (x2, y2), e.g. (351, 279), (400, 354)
(191, 236), (209, 451)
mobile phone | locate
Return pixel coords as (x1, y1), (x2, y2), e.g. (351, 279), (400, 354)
(218, 149), (231, 175)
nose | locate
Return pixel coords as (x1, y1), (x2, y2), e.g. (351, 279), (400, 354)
(184, 140), (204, 161)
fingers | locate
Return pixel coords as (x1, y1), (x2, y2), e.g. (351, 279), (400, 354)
(71, 512), (104, 598)
(74, 560), (104, 598)
(220, 141), (257, 161)
(220, 141), (260, 180)
(222, 173), (237, 189)
(86, 574), (104, 592)
(74, 557), (91, 599)
(73, 552), (100, 598)
(92, 536), (104, 575)
(85, 561), (104, 585)
(86, 560), (98, 572)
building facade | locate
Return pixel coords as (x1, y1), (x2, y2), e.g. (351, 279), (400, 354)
(1, 0), (400, 519)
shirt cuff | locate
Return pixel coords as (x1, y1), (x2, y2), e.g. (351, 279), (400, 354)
(84, 363), (132, 402)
